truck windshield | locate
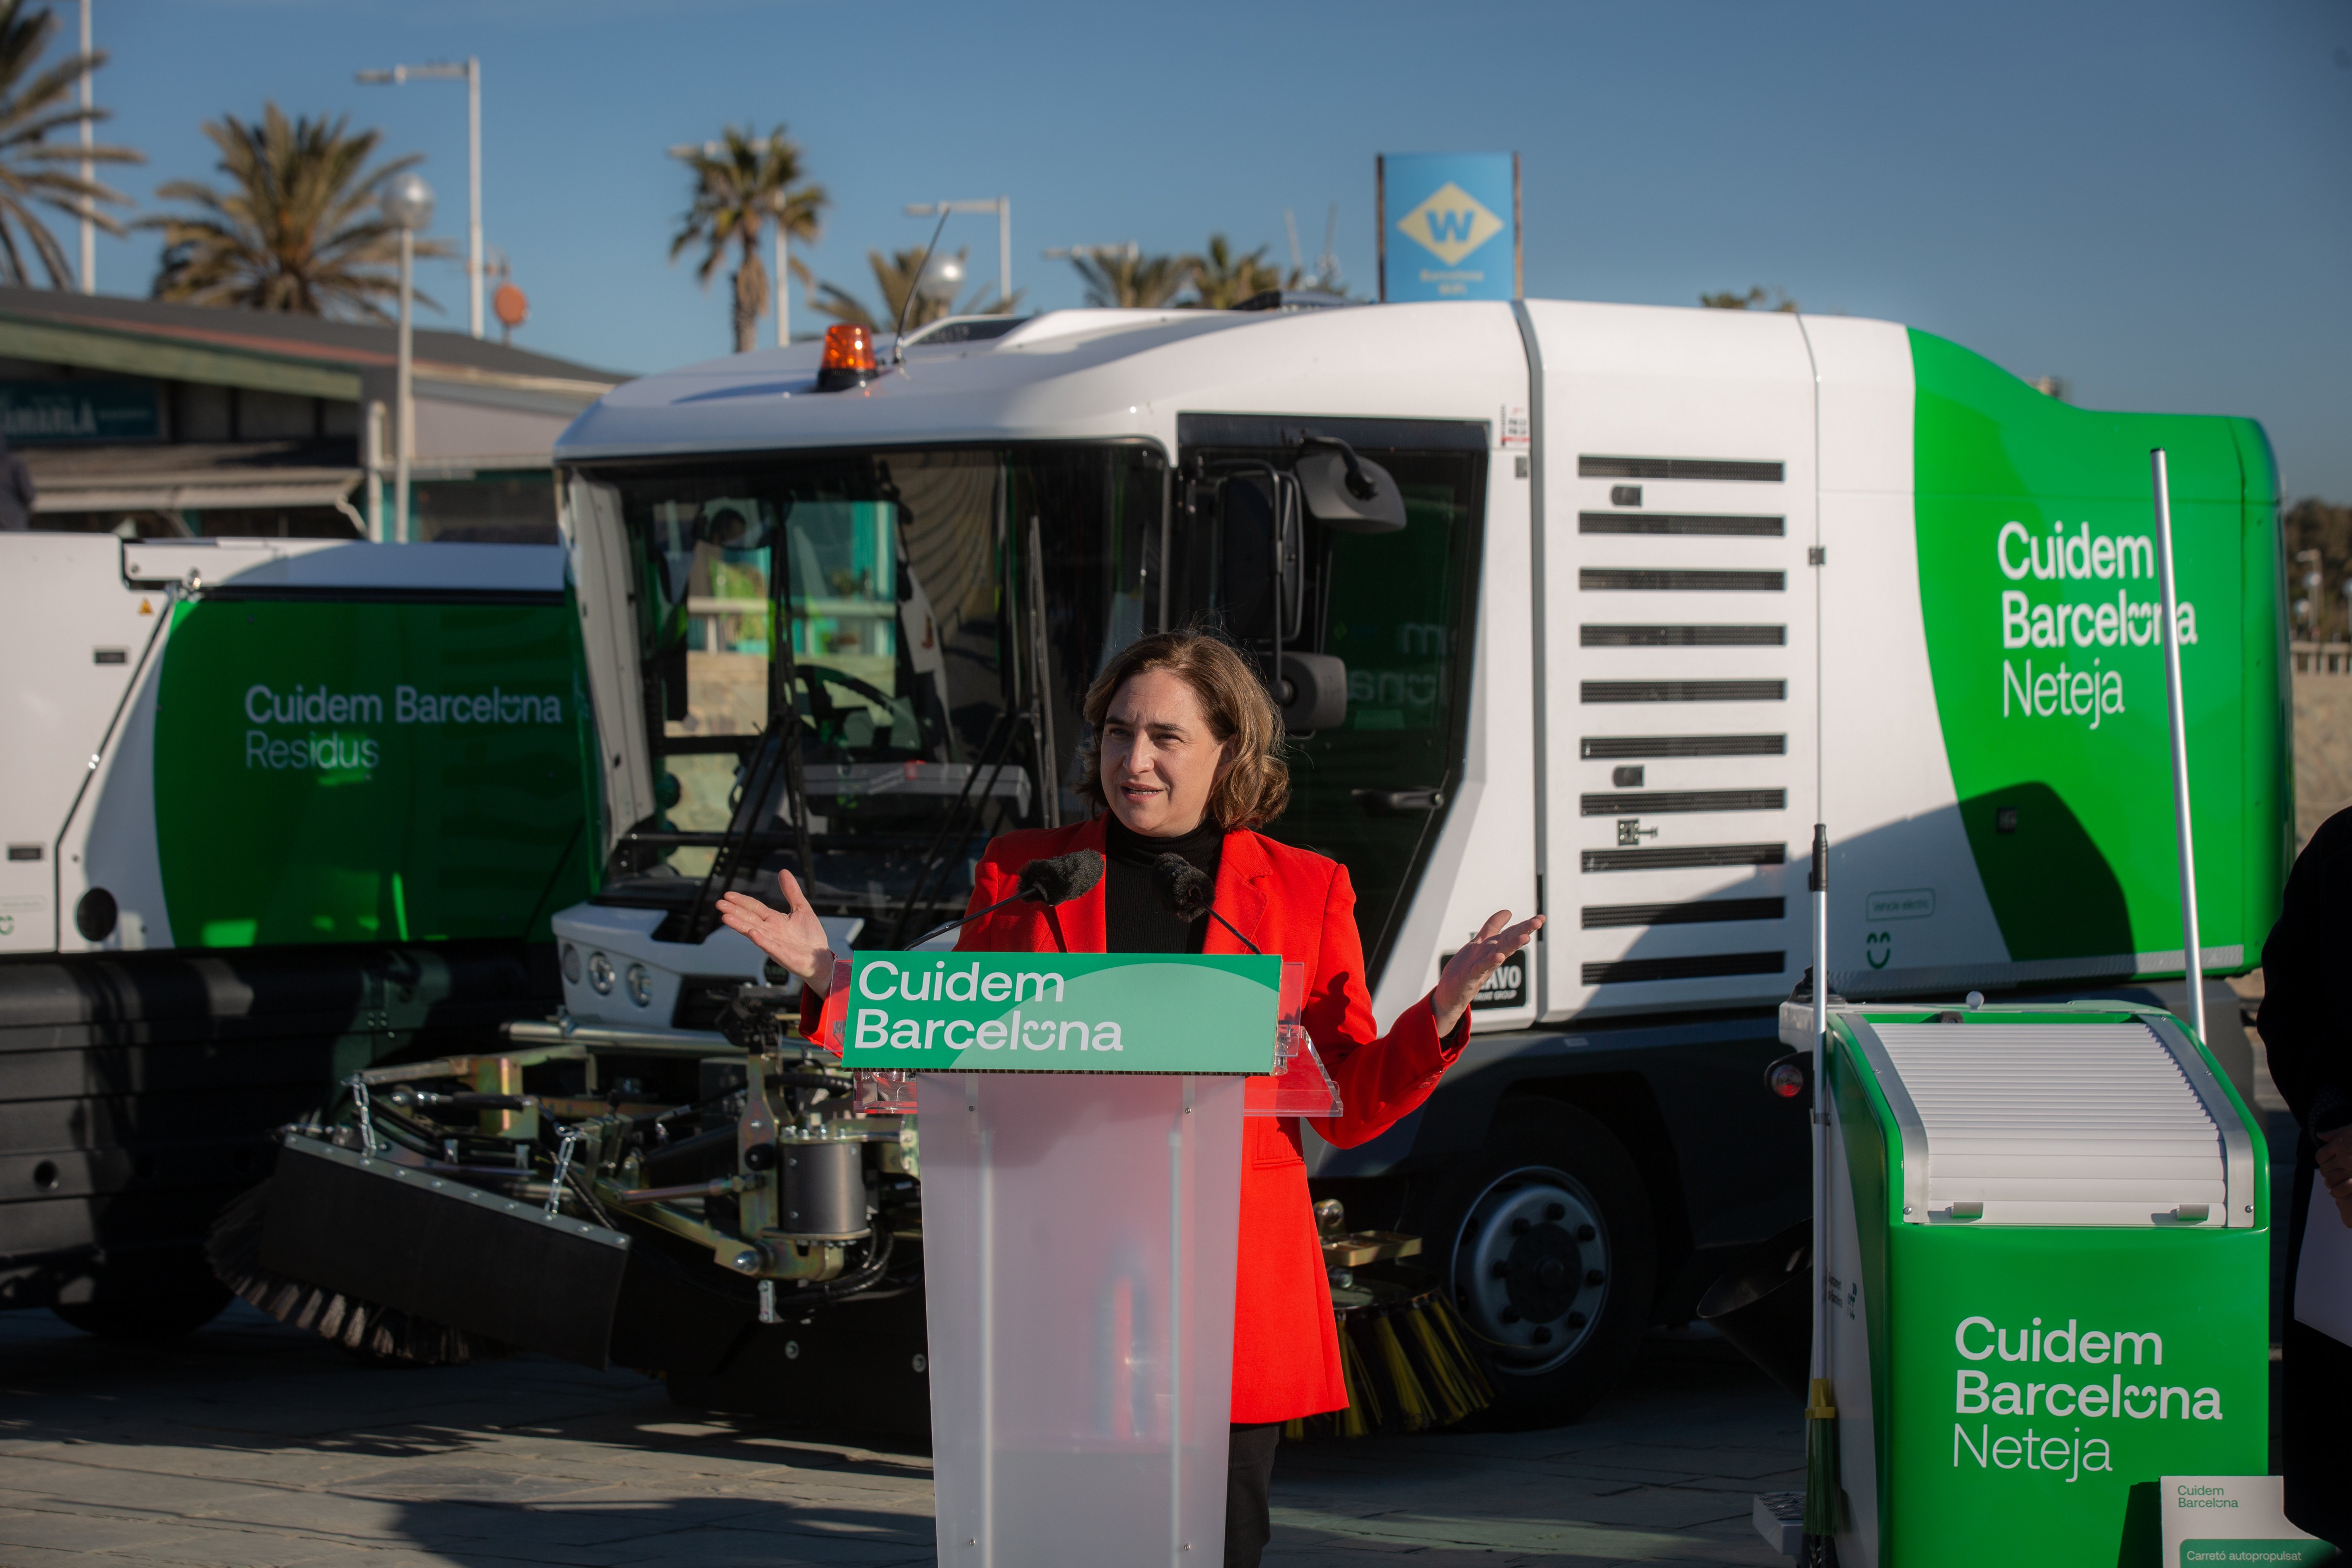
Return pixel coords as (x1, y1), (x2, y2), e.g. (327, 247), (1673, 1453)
(574, 426), (1483, 978)
(581, 444), (1164, 939)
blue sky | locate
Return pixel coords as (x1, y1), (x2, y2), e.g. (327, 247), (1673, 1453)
(78, 0), (2352, 498)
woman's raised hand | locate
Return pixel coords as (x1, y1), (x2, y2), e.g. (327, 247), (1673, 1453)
(715, 869), (836, 993)
(1431, 909), (1545, 1036)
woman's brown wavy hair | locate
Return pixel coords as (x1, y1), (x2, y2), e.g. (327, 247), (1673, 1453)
(1075, 630), (1290, 830)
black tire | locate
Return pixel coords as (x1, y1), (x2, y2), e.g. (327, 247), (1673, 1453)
(52, 1281), (233, 1341)
(1407, 1098), (1656, 1428)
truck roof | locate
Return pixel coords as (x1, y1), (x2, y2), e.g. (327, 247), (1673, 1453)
(556, 298), (1832, 463)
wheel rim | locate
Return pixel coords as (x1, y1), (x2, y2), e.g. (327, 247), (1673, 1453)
(1449, 1164), (1611, 1375)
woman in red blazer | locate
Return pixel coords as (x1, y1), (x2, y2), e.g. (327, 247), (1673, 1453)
(721, 630), (1539, 1568)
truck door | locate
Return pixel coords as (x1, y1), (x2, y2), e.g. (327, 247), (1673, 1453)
(1523, 304), (1821, 1019)
(1170, 414), (1488, 984)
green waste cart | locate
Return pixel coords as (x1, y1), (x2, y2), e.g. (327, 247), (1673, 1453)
(1785, 1001), (2270, 1566)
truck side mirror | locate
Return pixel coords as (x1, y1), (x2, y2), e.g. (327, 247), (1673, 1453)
(1295, 439), (1406, 533)
(1277, 651), (1348, 732)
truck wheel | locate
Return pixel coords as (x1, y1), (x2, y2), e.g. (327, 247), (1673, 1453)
(52, 1283), (233, 1341)
(1415, 1098), (1655, 1427)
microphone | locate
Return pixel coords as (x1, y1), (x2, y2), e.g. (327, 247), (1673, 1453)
(1018, 850), (1105, 906)
(905, 851), (1105, 950)
(1151, 852), (1261, 953)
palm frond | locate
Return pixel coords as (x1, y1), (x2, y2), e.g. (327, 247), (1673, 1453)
(671, 123), (828, 351)
(1070, 249), (1192, 309)
(1184, 234), (1281, 309)
(141, 101), (444, 318)
(0, 5), (136, 287)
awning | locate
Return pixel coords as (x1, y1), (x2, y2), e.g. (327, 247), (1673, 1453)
(35, 469), (361, 514)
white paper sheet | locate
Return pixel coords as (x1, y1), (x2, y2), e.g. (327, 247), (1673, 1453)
(2291, 1170), (2352, 1348)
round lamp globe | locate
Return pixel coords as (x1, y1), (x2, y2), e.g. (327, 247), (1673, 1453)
(381, 173), (435, 233)
(916, 253), (964, 306)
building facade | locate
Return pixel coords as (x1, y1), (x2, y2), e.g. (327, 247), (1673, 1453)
(0, 287), (620, 542)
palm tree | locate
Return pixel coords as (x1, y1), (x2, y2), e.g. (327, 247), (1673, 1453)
(0, 0), (137, 287)
(1069, 247), (1191, 309)
(1184, 234), (1281, 309)
(144, 105), (445, 318)
(671, 124), (826, 353)
(812, 246), (1018, 333)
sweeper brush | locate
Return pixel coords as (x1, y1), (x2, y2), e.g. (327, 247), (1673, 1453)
(208, 1179), (511, 1364)
(210, 1135), (632, 1368)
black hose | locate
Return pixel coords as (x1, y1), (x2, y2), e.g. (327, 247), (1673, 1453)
(800, 1221), (902, 1302)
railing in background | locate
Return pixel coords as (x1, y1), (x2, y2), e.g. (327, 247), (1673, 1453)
(2291, 642), (2352, 675)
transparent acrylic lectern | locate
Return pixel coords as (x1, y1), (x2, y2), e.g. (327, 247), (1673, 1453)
(820, 952), (1330, 1566)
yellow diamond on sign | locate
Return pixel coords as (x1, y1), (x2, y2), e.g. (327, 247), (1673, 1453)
(1394, 181), (1505, 267)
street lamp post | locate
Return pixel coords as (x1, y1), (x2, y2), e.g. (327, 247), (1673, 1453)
(382, 173), (435, 545)
(76, 0), (91, 293)
(357, 59), (482, 339)
(904, 198), (1011, 310)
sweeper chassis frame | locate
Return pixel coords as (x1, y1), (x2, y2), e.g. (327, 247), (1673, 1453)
(322, 1008), (1430, 1339)
(338, 1011), (895, 1288)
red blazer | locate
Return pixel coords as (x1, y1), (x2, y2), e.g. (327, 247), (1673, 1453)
(949, 815), (1469, 1424)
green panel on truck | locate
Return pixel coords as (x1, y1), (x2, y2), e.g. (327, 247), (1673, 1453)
(1909, 329), (2286, 973)
(153, 598), (593, 948)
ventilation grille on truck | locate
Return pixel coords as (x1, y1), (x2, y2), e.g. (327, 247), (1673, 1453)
(1580, 789), (1786, 816)
(1581, 625), (1785, 647)
(1582, 843), (1785, 872)
(1582, 897), (1784, 929)
(1581, 568), (1786, 593)
(1859, 1020), (2247, 1227)
(1580, 734), (1786, 759)
(1578, 456), (1785, 482)
(1581, 679), (1785, 704)
(1578, 512), (1785, 536)
(1582, 951), (1785, 985)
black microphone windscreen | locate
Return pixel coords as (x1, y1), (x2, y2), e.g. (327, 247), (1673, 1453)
(1152, 853), (1213, 922)
(1016, 850), (1105, 906)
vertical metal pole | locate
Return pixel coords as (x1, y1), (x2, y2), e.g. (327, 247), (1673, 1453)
(776, 218), (788, 347)
(76, 0), (92, 293)
(394, 232), (414, 544)
(1809, 822), (1829, 1388)
(998, 195), (1011, 310)
(466, 58), (483, 339)
(2151, 449), (2207, 1044)
(1512, 152), (1523, 299)
(363, 400), (385, 542)
(1375, 156), (1387, 302)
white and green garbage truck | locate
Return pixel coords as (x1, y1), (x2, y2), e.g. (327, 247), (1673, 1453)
(2, 297), (2288, 1445)
(0, 533), (594, 1334)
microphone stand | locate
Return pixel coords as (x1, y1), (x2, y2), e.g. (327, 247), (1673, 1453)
(905, 888), (1042, 951)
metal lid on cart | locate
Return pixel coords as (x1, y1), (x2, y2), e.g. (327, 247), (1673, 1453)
(1838, 1012), (2257, 1228)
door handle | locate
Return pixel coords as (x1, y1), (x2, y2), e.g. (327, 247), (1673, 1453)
(1353, 788), (1445, 815)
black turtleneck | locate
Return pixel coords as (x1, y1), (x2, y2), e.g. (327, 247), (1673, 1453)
(1103, 815), (1225, 954)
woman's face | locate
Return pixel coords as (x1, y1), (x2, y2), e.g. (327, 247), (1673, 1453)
(1099, 668), (1233, 837)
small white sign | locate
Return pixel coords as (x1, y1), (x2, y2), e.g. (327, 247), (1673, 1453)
(1865, 888), (1936, 921)
(2159, 1475), (2332, 1566)
(1500, 406), (1530, 446)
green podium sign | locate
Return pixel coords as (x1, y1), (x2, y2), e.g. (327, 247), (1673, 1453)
(821, 952), (1282, 1074)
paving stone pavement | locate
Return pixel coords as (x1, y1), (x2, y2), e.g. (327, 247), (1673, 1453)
(0, 1303), (1798, 1568)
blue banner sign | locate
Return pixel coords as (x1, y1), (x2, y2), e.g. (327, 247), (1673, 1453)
(1379, 153), (1519, 303)
(0, 380), (160, 443)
